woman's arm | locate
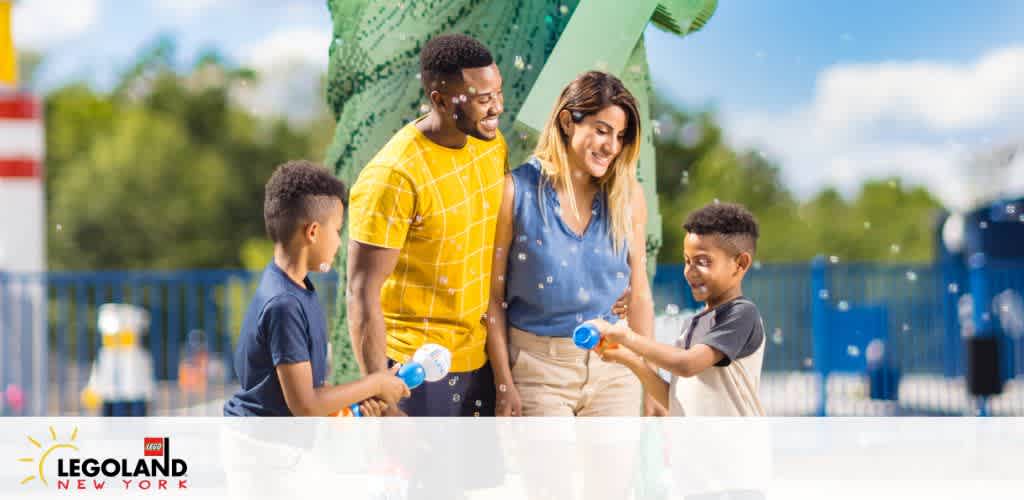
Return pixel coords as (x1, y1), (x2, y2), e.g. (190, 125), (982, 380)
(626, 179), (664, 414)
(485, 174), (522, 416)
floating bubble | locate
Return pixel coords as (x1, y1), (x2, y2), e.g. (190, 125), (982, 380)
(561, 260), (568, 267)
(453, 394), (461, 403)
(665, 304), (680, 316)
(546, 275), (554, 284)
(902, 323), (910, 332)
(569, 245), (578, 253)
(680, 123), (701, 147)
(865, 339), (885, 364)
(829, 255), (840, 264)
(837, 300), (850, 312)
(498, 384), (507, 393)
(803, 358), (814, 368)
(450, 375), (459, 385)
(948, 283), (959, 294)
(458, 94), (467, 103)
(468, 86), (476, 95)
(319, 262), (330, 273)
(905, 271), (918, 282)
(439, 276), (448, 285)
(559, 4), (569, 15)
(847, 345), (860, 357)
(537, 283), (545, 289)
(473, 411), (480, 417)
(514, 56), (526, 70)
(818, 289), (830, 300)
(56, 224), (63, 232)
(517, 253), (527, 261)
(448, 288), (455, 295)
(518, 235), (528, 242)
(994, 290), (1024, 338)
(501, 301), (508, 309)
(576, 313), (584, 323)
(418, 103), (429, 113)
(863, 221), (872, 230)
(771, 329), (784, 345)
(415, 72), (421, 80)
(475, 400), (483, 408)
(890, 244), (901, 254)
(616, 272), (626, 280)
(578, 287), (591, 304)
(753, 261), (762, 270)
(498, 275), (505, 282)
(536, 239), (543, 246)
(713, 198), (720, 204)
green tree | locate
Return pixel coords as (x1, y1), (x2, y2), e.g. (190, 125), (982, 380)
(44, 38), (332, 270)
(651, 95), (941, 263)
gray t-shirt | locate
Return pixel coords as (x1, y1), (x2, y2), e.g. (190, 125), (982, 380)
(669, 297), (766, 416)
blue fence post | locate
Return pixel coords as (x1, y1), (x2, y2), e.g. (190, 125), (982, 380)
(811, 255), (829, 416)
(942, 253), (966, 377)
(968, 252), (998, 416)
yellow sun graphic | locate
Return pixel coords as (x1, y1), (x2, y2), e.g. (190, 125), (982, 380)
(18, 425), (79, 486)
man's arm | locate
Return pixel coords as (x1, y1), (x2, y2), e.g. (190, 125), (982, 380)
(347, 240), (401, 375)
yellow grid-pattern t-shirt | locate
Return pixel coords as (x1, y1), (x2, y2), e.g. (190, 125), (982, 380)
(348, 121), (507, 372)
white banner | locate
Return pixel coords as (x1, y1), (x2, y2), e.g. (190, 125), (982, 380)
(1, 418), (1023, 499)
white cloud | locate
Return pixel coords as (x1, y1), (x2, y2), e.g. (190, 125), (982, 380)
(241, 27), (330, 71)
(723, 45), (1024, 211)
(155, 0), (228, 19)
(233, 27), (331, 122)
(13, 0), (99, 50)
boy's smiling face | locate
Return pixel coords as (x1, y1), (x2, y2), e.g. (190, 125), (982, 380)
(683, 232), (751, 308)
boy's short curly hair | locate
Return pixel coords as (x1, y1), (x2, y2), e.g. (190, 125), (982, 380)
(683, 202), (760, 256)
(264, 160), (348, 243)
(419, 33), (493, 93)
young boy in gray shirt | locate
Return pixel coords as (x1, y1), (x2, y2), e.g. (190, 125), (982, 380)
(591, 202), (766, 416)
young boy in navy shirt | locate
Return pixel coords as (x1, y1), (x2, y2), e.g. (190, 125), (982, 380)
(224, 160), (409, 417)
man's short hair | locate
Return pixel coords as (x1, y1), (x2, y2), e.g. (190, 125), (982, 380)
(683, 202), (760, 256)
(419, 33), (494, 94)
(264, 160), (348, 243)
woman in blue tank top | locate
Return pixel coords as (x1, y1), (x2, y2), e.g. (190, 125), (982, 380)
(485, 71), (657, 418)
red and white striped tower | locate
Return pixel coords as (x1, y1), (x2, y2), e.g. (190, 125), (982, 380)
(1, 0), (48, 415)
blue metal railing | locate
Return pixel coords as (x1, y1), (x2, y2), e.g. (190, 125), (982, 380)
(2, 259), (1023, 416)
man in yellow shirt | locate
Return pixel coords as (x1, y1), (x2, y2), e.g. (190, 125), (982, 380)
(347, 34), (506, 417)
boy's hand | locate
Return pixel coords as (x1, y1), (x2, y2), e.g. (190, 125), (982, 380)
(358, 398), (389, 417)
(587, 318), (632, 345)
(597, 343), (642, 368)
(373, 365), (412, 406)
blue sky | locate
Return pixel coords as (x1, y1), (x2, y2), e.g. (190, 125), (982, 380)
(13, 0), (1024, 208)
(647, 0), (1024, 112)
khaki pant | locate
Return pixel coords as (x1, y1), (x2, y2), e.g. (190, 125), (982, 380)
(509, 327), (642, 417)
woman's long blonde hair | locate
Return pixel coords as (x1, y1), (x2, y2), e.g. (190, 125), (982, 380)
(533, 71), (642, 254)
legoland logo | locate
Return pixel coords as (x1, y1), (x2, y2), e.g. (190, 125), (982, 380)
(18, 426), (189, 491)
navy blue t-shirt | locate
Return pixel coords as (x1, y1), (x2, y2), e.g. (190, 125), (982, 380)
(223, 262), (329, 416)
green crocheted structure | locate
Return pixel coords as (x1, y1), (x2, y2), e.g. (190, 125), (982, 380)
(325, 0), (717, 383)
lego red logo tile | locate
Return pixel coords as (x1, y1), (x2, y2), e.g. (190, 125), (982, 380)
(144, 437), (164, 456)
